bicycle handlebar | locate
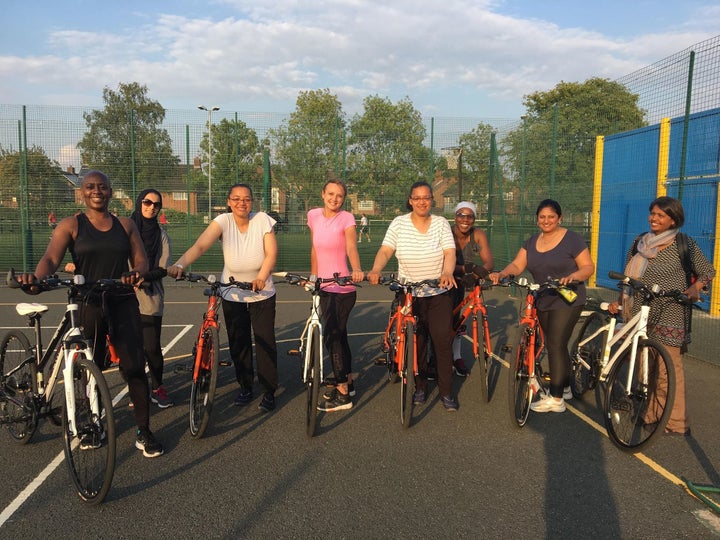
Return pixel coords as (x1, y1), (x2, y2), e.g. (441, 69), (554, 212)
(378, 275), (439, 291)
(608, 270), (693, 306)
(7, 268), (135, 295)
(174, 272), (253, 290)
(273, 271), (361, 289)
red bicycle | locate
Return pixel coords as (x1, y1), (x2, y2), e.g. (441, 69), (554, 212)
(176, 273), (251, 438)
(378, 276), (439, 428)
(452, 269), (494, 402)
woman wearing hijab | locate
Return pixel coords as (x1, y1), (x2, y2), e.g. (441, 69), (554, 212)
(131, 188), (174, 408)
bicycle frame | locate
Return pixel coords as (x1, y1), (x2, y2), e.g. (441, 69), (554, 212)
(519, 282), (546, 393)
(382, 287), (418, 378)
(193, 291), (221, 382)
(297, 282), (325, 386)
(452, 280), (492, 362)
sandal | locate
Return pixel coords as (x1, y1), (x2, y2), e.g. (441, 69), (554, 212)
(664, 428), (691, 437)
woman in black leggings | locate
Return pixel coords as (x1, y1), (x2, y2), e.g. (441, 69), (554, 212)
(490, 199), (594, 413)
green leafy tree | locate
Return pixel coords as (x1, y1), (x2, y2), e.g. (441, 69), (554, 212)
(77, 82), (179, 197)
(502, 77), (646, 216)
(347, 96), (427, 216)
(0, 145), (67, 223)
(198, 118), (262, 211)
(456, 122), (495, 203)
(269, 89), (345, 217)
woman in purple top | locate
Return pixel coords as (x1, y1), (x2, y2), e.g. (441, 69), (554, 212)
(308, 179), (364, 412)
(490, 199), (594, 413)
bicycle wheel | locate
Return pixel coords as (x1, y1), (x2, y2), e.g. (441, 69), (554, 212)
(476, 314), (491, 403)
(570, 312), (605, 398)
(400, 322), (415, 428)
(0, 331), (38, 443)
(189, 326), (219, 438)
(508, 323), (532, 428)
(385, 298), (400, 383)
(62, 355), (116, 504)
(604, 338), (675, 452)
(306, 327), (321, 438)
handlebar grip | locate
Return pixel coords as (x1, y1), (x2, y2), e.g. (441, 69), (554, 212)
(608, 271), (625, 281)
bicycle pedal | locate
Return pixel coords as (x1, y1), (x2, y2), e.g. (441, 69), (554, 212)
(502, 345), (512, 353)
(374, 357), (388, 366)
(173, 363), (192, 374)
(287, 349), (301, 356)
(219, 359), (232, 367)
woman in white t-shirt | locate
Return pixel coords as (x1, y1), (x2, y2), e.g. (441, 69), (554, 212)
(168, 184), (279, 413)
(308, 179), (364, 412)
(367, 181), (459, 411)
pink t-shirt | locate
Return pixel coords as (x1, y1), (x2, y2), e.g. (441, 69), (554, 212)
(307, 208), (356, 293)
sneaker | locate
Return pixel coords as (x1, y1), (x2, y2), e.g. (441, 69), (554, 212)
(128, 400), (134, 409)
(234, 389), (253, 406)
(151, 386), (174, 408)
(426, 369), (437, 381)
(441, 395), (459, 411)
(348, 380), (356, 397)
(412, 389), (427, 405)
(318, 391), (352, 412)
(324, 382), (355, 400)
(563, 386), (573, 401)
(135, 428), (164, 458)
(258, 392), (275, 412)
(530, 395), (566, 413)
(80, 424), (106, 450)
(453, 358), (469, 377)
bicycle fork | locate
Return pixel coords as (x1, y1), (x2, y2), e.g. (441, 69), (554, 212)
(62, 335), (99, 437)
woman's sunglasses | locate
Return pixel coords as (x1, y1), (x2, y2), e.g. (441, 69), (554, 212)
(142, 199), (162, 209)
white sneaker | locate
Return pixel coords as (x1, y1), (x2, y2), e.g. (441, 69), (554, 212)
(530, 395), (566, 413)
(563, 386), (572, 400)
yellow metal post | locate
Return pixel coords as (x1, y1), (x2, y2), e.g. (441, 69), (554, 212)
(656, 117), (671, 196)
(590, 135), (604, 288)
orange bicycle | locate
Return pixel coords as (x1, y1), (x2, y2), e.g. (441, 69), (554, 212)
(378, 275), (439, 428)
(175, 272), (252, 438)
(452, 269), (494, 402)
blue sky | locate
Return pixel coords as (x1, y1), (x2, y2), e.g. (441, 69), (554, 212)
(1, 0), (718, 118)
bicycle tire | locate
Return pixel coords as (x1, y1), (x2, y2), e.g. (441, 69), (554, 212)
(306, 327), (321, 438)
(476, 314), (490, 403)
(386, 298), (400, 383)
(570, 312), (606, 398)
(400, 321), (415, 428)
(604, 338), (675, 452)
(508, 323), (532, 428)
(0, 331), (38, 443)
(189, 326), (219, 438)
(62, 354), (116, 504)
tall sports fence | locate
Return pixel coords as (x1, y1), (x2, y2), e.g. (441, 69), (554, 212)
(1, 35), (719, 364)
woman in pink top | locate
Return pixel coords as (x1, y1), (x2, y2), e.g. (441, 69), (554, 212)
(307, 179), (364, 412)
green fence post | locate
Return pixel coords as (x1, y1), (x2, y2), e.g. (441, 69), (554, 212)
(129, 109), (137, 201)
(678, 50), (695, 201)
(550, 103), (558, 199)
(263, 147), (271, 213)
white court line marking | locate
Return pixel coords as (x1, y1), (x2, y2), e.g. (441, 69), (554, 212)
(0, 324), (193, 528)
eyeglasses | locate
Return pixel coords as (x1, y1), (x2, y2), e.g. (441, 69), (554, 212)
(141, 199), (161, 209)
(455, 213), (475, 220)
(229, 197), (253, 204)
(410, 196), (433, 202)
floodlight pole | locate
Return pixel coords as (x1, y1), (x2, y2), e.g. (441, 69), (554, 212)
(198, 105), (220, 221)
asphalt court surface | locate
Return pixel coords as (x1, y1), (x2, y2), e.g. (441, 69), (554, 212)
(1, 281), (719, 538)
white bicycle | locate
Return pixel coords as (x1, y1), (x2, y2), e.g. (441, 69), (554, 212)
(570, 271), (691, 452)
(2, 270), (117, 503)
(276, 272), (356, 437)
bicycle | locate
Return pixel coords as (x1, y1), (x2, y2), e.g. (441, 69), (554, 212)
(277, 272), (358, 438)
(175, 272), (252, 439)
(503, 276), (558, 429)
(452, 268), (494, 402)
(570, 271), (690, 451)
(377, 275), (440, 428)
(2, 269), (118, 504)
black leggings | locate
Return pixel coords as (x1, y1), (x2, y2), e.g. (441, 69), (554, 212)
(80, 294), (151, 430)
(320, 291), (356, 384)
(537, 305), (584, 399)
(141, 314), (164, 389)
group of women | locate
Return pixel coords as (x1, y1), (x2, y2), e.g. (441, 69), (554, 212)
(31, 172), (714, 450)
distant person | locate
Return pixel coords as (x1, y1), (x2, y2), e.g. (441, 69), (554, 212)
(159, 212), (168, 227)
(359, 213), (371, 243)
(48, 211), (57, 229)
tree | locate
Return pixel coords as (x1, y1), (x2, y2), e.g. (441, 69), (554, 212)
(77, 82), (179, 197)
(501, 78), (647, 216)
(456, 122), (495, 202)
(269, 89), (345, 217)
(346, 96), (427, 215)
(0, 145), (67, 223)
(198, 118), (262, 210)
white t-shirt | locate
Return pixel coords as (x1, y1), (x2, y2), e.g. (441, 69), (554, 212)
(382, 213), (455, 297)
(215, 211), (276, 303)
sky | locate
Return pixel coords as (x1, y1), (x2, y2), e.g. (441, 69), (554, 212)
(1, 0), (719, 119)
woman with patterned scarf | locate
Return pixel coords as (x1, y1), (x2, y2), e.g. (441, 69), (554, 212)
(131, 189), (174, 408)
(608, 196), (715, 436)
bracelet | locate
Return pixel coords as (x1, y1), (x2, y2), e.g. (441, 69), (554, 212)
(175, 264), (183, 270)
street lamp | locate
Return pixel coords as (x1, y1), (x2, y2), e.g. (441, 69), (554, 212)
(198, 105), (220, 222)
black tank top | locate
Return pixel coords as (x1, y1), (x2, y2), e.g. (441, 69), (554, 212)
(71, 213), (131, 281)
